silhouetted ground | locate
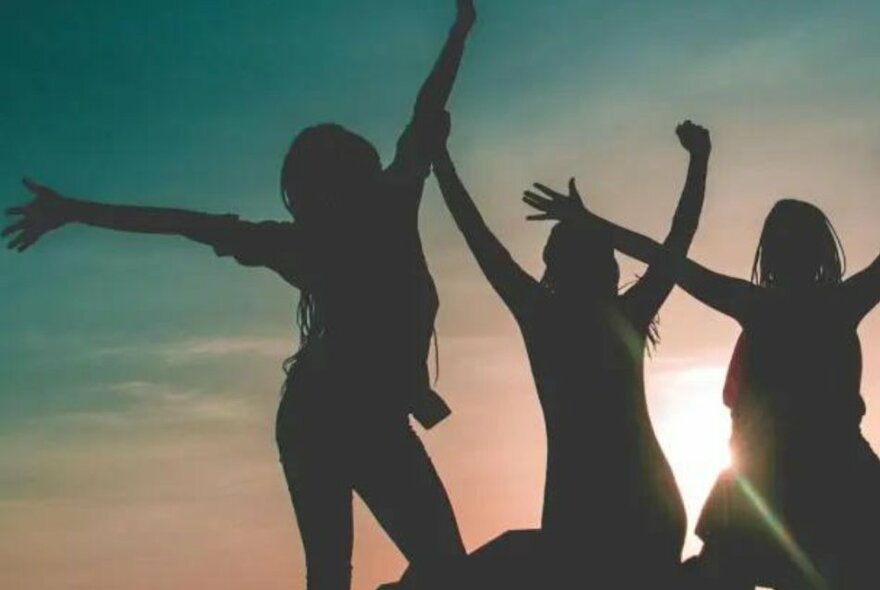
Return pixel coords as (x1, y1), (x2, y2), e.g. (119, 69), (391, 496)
(458, 530), (544, 590)
(379, 530), (542, 590)
(383, 528), (692, 590)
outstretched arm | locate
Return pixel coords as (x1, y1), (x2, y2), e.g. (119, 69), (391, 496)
(387, 0), (476, 182)
(432, 121), (541, 316)
(623, 121), (711, 328)
(415, 0), (475, 119)
(3, 179), (306, 285)
(842, 252), (880, 324)
(523, 179), (757, 323)
(4, 179), (230, 244)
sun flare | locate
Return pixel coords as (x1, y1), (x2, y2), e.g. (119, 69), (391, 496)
(648, 363), (733, 557)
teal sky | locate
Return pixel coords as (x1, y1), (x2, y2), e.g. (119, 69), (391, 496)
(2, 1), (880, 589)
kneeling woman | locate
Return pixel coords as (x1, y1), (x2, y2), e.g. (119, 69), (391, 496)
(433, 115), (711, 585)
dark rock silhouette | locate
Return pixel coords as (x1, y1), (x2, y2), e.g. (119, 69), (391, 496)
(458, 530), (543, 589)
(378, 531), (542, 590)
(391, 527), (693, 589)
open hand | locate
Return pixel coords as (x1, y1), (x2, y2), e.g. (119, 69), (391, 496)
(3, 179), (73, 252)
(676, 120), (711, 157)
(522, 178), (589, 222)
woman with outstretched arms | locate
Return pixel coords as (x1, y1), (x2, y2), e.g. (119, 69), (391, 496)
(3, 3), (478, 589)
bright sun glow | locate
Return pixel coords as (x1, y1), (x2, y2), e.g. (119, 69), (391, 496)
(648, 363), (733, 557)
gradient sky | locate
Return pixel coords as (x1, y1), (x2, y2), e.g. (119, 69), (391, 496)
(2, 1), (879, 589)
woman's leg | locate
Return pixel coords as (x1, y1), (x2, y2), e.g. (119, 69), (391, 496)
(279, 447), (354, 590)
(354, 424), (466, 586)
(277, 385), (355, 590)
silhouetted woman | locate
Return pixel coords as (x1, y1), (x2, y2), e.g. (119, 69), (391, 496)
(526, 185), (880, 589)
(3, 3), (478, 588)
(432, 116), (711, 586)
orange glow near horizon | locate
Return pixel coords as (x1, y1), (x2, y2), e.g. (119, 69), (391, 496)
(648, 362), (733, 557)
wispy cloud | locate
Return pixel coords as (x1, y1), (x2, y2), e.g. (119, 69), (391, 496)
(89, 335), (296, 363)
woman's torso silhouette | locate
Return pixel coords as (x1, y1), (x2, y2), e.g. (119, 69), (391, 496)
(699, 288), (879, 589)
(729, 290), (865, 451)
(519, 291), (685, 567)
(283, 191), (438, 423)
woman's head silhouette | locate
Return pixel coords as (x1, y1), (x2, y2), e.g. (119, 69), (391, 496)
(279, 124), (383, 368)
(542, 221), (620, 298)
(281, 124), (383, 224)
(752, 199), (845, 288)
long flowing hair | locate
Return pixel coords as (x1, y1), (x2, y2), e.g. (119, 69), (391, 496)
(277, 124), (443, 383)
(279, 124), (372, 373)
(750, 199), (846, 287)
(278, 124), (385, 375)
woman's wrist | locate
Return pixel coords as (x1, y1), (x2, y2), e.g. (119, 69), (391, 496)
(690, 150), (710, 164)
(60, 195), (85, 224)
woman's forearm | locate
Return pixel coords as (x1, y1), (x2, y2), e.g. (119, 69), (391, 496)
(66, 198), (225, 240)
(585, 212), (662, 266)
(666, 153), (709, 250)
(434, 148), (494, 250)
(843, 251), (880, 323)
(386, 5), (474, 179)
(434, 147), (537, 308)
(413, 7), (474, 118)
(587, 211), (753, 320)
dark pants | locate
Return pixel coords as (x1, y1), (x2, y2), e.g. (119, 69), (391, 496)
(276, 388), (465, 590)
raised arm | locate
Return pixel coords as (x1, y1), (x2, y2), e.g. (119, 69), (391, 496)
(414, 0), (475, 120)
(523, 179), (757, 323)
(3, 179), (306, 286)
(842, 252), (880, 324)
(432, 118), (541, 316)
(386, 0), (476, 181)
(623, 121), (711, 328)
